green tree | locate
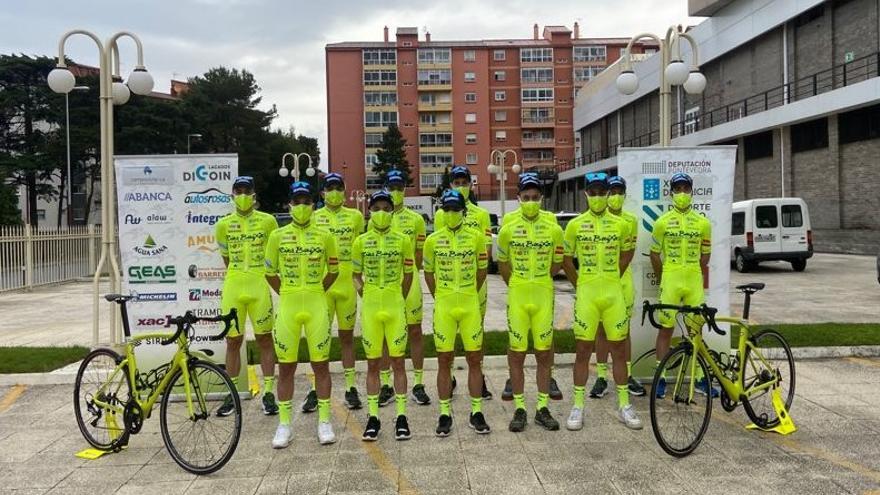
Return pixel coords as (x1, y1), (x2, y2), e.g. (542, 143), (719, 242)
(374, 124), (412, 186)
(433, 166), (452, 198)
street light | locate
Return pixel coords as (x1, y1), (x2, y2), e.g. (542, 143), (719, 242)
(49, 29), (153, 346)
(65, 85), (90, 226)
(487, 149), (521, 218)
(187, 133), (202, 154)
(349, 189), (367, 216)
(616, 25), (705, 146)
(279, 152), (316, 180)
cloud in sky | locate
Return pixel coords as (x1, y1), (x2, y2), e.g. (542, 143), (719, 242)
(0, 0), (701, 165)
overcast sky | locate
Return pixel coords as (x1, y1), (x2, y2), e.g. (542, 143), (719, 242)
(0, 0), (700, 166)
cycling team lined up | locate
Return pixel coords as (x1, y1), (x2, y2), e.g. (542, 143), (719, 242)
(213, 165), (712, 448)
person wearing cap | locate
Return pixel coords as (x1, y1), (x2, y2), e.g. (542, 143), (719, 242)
(214, 176), (279, 418)
(351, 190), (415, 441)
(303, 172), (366, 413)
(562, 172), (642, 431)
(434, 165), (494, 399)
(496, 174), (564, 432)
(264, 181), (340, 448)
(382, 170), (432, 407)
(591, 176), (647, 399)
(650, 172), (714, 399)
(424, 189), (491, 436)
(500, 173), (555, 225)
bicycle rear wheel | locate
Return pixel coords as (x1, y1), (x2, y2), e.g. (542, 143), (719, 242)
(649, 344), (713, 457)
(159, 360), (242, 474)
(742, 330), (795, 429)
(73, 348), (131, 451)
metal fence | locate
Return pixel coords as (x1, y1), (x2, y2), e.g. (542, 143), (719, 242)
(0, 225), (101, 293)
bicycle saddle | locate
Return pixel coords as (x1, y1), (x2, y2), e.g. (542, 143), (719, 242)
(104, 293), (135, 303)
(735, 283), (765, 293)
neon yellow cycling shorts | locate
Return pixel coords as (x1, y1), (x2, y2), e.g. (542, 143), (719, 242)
(433, 292), (482, 353)
(478, 280), (487, 318)
(273, 290), (331, 363)
(658, 269), (704, 328)
(507, 283), (554, 352)
(404, 276), (423, 325)
(326, 266), (357, 331)
(361, 287), (408, 360)
(622, 268), (634, 321)
(573, 278), (629, 342)
(221, 272), (274, 338)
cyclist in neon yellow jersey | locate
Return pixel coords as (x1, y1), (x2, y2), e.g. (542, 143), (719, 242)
(497, 174), (563, 432)
(425, 189), (490, 436)
(308, 172), (365, 412)
(591, 176), (647, 399)
(381, 170), (432, 407)
(352, 190), (415, 441)
(434, 166), (493, 399)
(215, 176), (278, 418)
(562, 172), (642, 431)
(265, 181), (339, 448)
(650, 172), (716, 399)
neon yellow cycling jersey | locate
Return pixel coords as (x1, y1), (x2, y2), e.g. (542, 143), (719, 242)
(391, 206), (426, 259)
(564, 210), (633, 282)
(313, 205), (364, 269)
(501, 208), (556, 227)
(215, 210), (278, 274)
(423, 226), (488, 294)
(611, 209), (638, 279)
(650, 207), (712, 271)
(351, 229), (414, 289)
(496, 213), (563, 286)
(435, 202), (492, 242)
(264, 222), (339, 292)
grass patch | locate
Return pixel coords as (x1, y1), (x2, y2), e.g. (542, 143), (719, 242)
(0, 346), (90, 374)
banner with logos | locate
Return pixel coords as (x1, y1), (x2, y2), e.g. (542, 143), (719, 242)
(617, 146), (737, 379)
(115, 154), (243, 386)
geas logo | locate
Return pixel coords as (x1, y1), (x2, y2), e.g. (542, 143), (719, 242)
(128, 265), (176, 284)
(132, 235), (168, 256)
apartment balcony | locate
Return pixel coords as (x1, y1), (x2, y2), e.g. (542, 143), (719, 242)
(520, 77), (554, 86)
(363, 83), (397, 92)
(417, 82), (452, 91)
(521, 137), (555, 148)
(364, 104), (398, 112)
(418, 122), (453, 132)
(521, 117), (555, 128)
(418, 102), (452, 112)
(521, 158), (555, 168)
(419, 145), (454, 153)
(363, 125), (390, 134)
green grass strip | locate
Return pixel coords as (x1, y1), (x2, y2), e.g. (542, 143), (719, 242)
(0, 346), (90, 374)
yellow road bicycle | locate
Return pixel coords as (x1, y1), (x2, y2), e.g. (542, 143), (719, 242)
(642, 283), (796, 457)
(73, 294), (242, 474)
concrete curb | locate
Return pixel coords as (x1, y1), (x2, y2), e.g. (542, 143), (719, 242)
(2, 345), (879, 387)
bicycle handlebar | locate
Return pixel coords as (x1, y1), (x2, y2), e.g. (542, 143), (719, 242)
(161, 309), (239, 346)
(641, 301), (726, 336)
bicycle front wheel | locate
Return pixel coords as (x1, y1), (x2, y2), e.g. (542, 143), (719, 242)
(73, 348), (131, 451)
(742, 330), (795, 429)
(649, 345), (713, 457)
(159, 360), (241, 474)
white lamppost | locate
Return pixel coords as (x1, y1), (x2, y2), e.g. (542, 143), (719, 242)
(279, 152), (316, 181)
(65, 85), (90, 226)
(487, 149), (521, 218)
(187, 133), (202, 154)
(48, 30), (154, 346)
(616, 25), (706, 146)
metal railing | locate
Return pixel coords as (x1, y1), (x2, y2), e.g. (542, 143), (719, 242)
(0, 224), (101, 293)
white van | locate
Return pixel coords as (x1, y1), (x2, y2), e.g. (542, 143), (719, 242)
(730, 198), (813, 273)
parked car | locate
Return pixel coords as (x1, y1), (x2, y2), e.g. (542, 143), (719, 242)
(730, 198), (813, 273)
(273, 212), (292, 227)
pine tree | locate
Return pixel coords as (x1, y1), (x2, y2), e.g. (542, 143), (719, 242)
(374, 124), (412, 186)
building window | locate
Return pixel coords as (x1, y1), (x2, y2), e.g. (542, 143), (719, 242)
(420, 173), (444, 189)
(521, 67), (553, 83)
(494, 110), (507, 122)
(494, 70), (506, 81)
(755, 206), (778, 228)
(402, 41), (413, 47)
(464, 71), (476, 82)
(782, 205), (803, 227)
(465, 113), (477, 123)
(495, 130), (507, 141)
(523, 150), (553, 161)
(465, 92), (476, 103)
(365, 154), (379, 168)
(523, 130), (553, 142)
(573, 66), (602, 82)
(463, 50), (476, 62)
(684, 107), (700, 135)
(420, 153), (454, 168)
(418, 48), (451, 64)
(521, 88), (554, 103)
(364, 91), (397, 106)
(364, 111), (397, 127)
(520, 47), (553, 63)
(522, 107), (553, 123)
(791, 118), (828, 153)
(419, 133), (453, 147)
(839, 103), (880, 144)
(417, 69), (451, 85)
(466, 153), (478, 164)
(466, 133), (477, 144)
(363, 70), (397, 86)
(494, 50), (506, 61)
(743, 131), (773, 160)
(494, 90), (506, 102)
(731, 212), (745, 235)
(573, 46), (606, 62)
(365, 133), (383, 147)
(363, 49), (396, 65)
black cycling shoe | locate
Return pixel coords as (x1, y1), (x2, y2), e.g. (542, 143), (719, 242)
(508, 408), (527, 432)
(262, 392), (279, 416)
(549, 377), (564, 400)
(379, 385), (395, 407)
(589, 377), (608, 399)
(345, 387), (362, 410)
(469, 412), (491, 434)
(217, 394), (235, 417)
(481, 376), (493, 400)
(535, 407), (560, 431)
(411, 384), (431, 405)
(301, 390), (318, 413)
(501, 379), (514, 401)
(395, 415), (412, 440)
(362, 415), (380, 441)
(628, 377), (647, 397)
(436, 414), (453, 437)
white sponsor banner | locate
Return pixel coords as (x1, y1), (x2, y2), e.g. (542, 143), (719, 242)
(115, 154), (238, 375)
(618, 146), (737, 378)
